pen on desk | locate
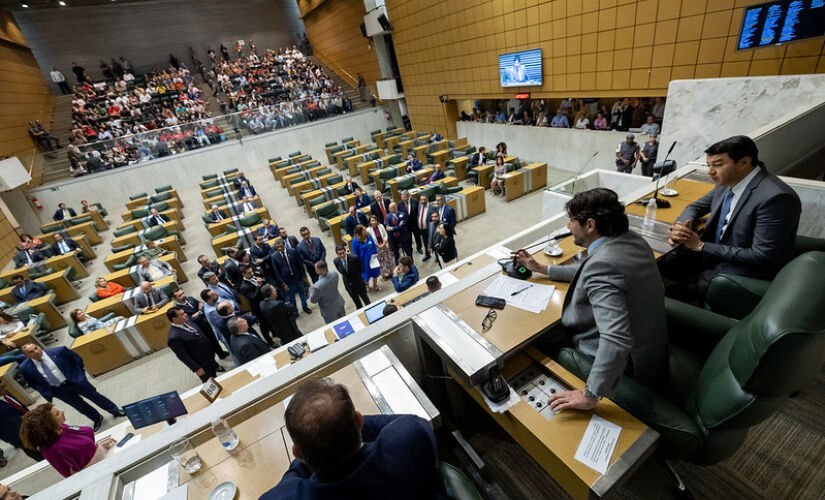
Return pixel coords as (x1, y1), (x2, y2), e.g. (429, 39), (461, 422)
(511, 284), (533, 296)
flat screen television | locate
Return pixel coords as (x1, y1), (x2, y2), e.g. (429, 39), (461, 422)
(737, 0), (825, 50)
(123, 391), (188, 429)
(499, 49), (542, 87)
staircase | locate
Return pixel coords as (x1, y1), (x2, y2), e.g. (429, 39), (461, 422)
(308, 56), (373, 112)
(41, 94), (76, 185)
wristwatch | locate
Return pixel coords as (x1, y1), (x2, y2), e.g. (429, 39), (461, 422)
(583, 387), (602, 402)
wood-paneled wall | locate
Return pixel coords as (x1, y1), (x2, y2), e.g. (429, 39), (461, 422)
(384, 0), (825, 135)
(302, 0), (381, 89)
(0, 9), (51, 265)
(13, 0), (305, 87)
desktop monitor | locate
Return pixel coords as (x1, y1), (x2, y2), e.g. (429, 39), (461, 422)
(737, 0), (825, 50)
(123, 391), (188, 429)
(364, 300), (387, 324)
(499, 49), (542, 87)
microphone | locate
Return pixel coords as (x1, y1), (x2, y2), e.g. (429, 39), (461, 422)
(640, 141), (676, 208)
(570, 152), (599, 195)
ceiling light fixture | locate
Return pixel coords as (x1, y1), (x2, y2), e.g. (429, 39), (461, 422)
(20, 1), (29, 7)
(58, 0), (67, 6)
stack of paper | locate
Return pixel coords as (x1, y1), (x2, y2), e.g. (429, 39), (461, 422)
(482, 275), (555, 313)
(306, 330), (329, 352)
(246, 356), (279, 377)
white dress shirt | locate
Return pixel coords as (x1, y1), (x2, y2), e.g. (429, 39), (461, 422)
(721, 166), (761, 236)
(35, 352), (66, 386)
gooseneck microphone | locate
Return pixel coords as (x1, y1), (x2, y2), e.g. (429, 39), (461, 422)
(570, 152), (599, 195)
(640, 140), (677, 208)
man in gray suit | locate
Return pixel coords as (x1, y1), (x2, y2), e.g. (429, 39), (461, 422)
(131, 281), (170, 314)
(309, 261), (346, 324)
(136, 256), (174, 282)
(665, 135), (801, 301)
(513, 188), (667, 411)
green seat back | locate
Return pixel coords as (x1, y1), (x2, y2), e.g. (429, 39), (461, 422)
(202, 214), (214, 225)
(336, 186), (349, 196)
(306, 160), (321, 168)
(387, 154), (402, 165)
(396, 176), (415, 191)
(239, 213), (262, 227)
(225, 224), (238, 233)
(505, 162), (516, 173)
(285, 167), (301, 176)
(418, 186), (436, 201)
(113, 226), (137, 238)
(202, 174), (217, 181)
(315, 168), (332, 177)
(314, 202), (340, 222)
(129, 193), (148, 201)
(327, 175), (343, 185)
(150, 202), (169, 212)
(268, 156), (282, 163)
(40, 221), (65, 233)
(325, 142), (338, 148)
(201, 179), (219, 189)
(223, 168), (239, 175)
(112, 254), (137, 271)
(288, 151), (301, 157)
(309, 196), (328, 208)
(155, 185), (172, 193)
(151, 192), (172, 203)
(441, 463), (483, 500)
(69, 216), (93, 226)
(142, 226), (167, 241)
(131, 209), (149, 219)
(205, 189), (222, 198)
(88, 291), (100, 303)
(341, 136), (354, 143)
(370, 129), (382, 137)
(92, 203), (108, 217)
(111, 243), (135, 253)
(27, 267), (54, 280)
(329, 145), (344, 154)
(274, 160), (289, 168)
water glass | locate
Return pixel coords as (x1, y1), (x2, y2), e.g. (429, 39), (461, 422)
(169, 437), (202, 474)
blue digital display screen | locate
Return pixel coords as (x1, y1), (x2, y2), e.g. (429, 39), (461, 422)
(123, 391), (187, 429)
(738, 0), (825, 49)
(499, 49), (542, 87)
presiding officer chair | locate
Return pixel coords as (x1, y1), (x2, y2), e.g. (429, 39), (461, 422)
(557, 251), (825, 497)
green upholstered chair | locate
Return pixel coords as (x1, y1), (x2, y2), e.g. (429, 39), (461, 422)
(40, 221), (65, 234)
(327, 174), (343, 185)
(308, 196), (328, 210)
(151, 192), (172, 203)
(341, 136), (354, 143)
(370, 129), (381, 138)
(155, 185), (173, 193)
(214, 199), (228, 207)
(0, 277), (8, 290)
(202, 214), (214, 225)
(705, 235), (825, 320)
(149, 202), (169, 212)
(224, 224), (238, 234)
(130, 208), (149, 220)
(201, 179), (219, 189)
(299, 188), (314, 198)
(88, 291), (100, 302)
(387, 154), (402, 165)
(69, 216), (93, 227)
(395, 176), (416, 192)
(129, 193), (148, 201)
(377, 169), (399, 191)
(284, 167), (302, 176)
(438, 182), (462, 195)
(113, 226), (137, 238)
(557, 251), (825, 486)
(27, 267), (54, 280)
(306, 160), (321, 168)
(223, 168), (239, 175)
(112, 255), (137, 271)
(202, 174), (218, 181)
(273, 160), (289, 169)
(313, 202), (340, 231)
(385, 127), (394, 132)
(68, 311), (118, 339)
(238, 213), (262, 227)
(294, 154), (311, 163)
(288, 151), (301, 157)
(315, 168), (332, 177)
(268, 156), (282, 163)
(417, 186), (436, 201)
(325, 142), (338, 148)
(92, 202), (108, 217)
(11, 309), (53, 341)
(441, 463), (482, 500)
(63, 266), (77, 283)
(205, 188), (222, 198)
(143, 225), (176, 242)
(111, 243), (135, 253)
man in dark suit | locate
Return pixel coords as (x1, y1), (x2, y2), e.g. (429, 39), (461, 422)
(237, 180), (257, 199)
(18, 344), (123, 430)
(424, 211), (440, 262)
(405, 154), (422, 173)
(49, 233), (82, 259)
(208, 205), (226, 222)
(52, 203), (76, 221)
(424, 163), (446, 184)
(213, 301), (262, 353)
(259, 284), (302, 344)
(344, 206), (369, 237)
(297, 227), (326, 283)
(239, 265), (277, 347)
(259, 380), (445, 499)
(334, 245), (370, 309)
(250, 235), (273, 268)
(171, 289), (229, 360)
(147, 208), (169, 227)
(416, 194), (435, 258)
(434, 194), (457, 229)
(232, 175), (251, 189)
(227, 316), (270, 365)
(131, 281), (170, 314)
(166, 307), (220, 382)
(278, 228), (297, 250)
(257, 219), (279, 240)
(13, 244), (45, 268)
(470, 147), (487, 169)
(239, 196), (257, 213)
(223, 248), (243, 288)
(0, 384), (42, 462)
(398, 190), (422, 255)
(10, 275), (49, 304)
(269, 238), (312, 314)
(369, 191), (390, 225)
(385, 202), (412, 264)
(343, 176), (360, 194)
(205, 272), (240, 310)
(664, 135), (801, 302)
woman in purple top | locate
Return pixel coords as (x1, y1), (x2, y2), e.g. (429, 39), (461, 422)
(20, 403), (116, 477)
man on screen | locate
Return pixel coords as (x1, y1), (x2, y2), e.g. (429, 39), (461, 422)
(507, 56), (527, 83)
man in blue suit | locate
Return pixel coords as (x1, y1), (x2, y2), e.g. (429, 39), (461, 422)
(259, 379), (445, 499)
(250, 234), (272, 267)
(434, 194), (457, 229)
(13, 244), (46, 269)
(204, 272), (239, 310)
(269, 238), (312, 314)
(424, 163), (446, 184)
(52, 203), (76, 221)
(385, 202), (412, 264)
(297, 227), (326, 283)
(17, 344), (123, 430)
(405, 154), (422, 173)
(11, 275), (49, 304)
(344, 206), (368, 236)
(257, 219), (279, 240)
(391, 256), (419, 292)
(237, 180), (257, 199)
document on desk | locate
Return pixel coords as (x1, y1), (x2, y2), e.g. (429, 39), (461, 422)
(132, 461), (174, 500)
(482, 275), (555, 313)
(306, 330), (329, 352)
(157, 484), (187, 500)
(574, 414), (622, 474)
(246, 356), (278, 377)
(437, 272), (459, 286)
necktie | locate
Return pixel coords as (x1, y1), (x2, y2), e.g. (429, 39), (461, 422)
(26, 253), (34, 265)
(308, 240), (314, 253)
(420, 205), (426, 227)
(60, 242), (68, 254)
(715, 189), (735, 243)
(3, 395), (26, 413)
(40, 360), (62, 386)
(342, 258), (348, 273)
(380, 203), (386, 220)
(283, 251), (292, 274)
(149, 265), (161, 279)
(20, 285), (26, 296)
(156, 216), (163, 225)
(148, 292), (155, 306)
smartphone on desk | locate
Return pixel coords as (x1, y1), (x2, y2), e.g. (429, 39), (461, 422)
(475, 295), (506, 309)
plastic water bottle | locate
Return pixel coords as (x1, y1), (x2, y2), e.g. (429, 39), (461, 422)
(211, 417), (239, 451)
(643, 198), (657, 229)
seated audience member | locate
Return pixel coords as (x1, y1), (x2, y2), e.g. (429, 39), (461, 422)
(227, 316), (270, 365)
(13, 243), (45, 268)
(426, 276), (442, 293)
(639, 134), (659, 177)
(423, 163), (445, 184)
(391, 256), (419, 293)
(661, 135), (801, 302)
(11, 275), (49, 304)
(49, 233), (81, 258)
(405, 154), (422, 173)
(353, 188), (370, 209)
(429, 129), (443, 143)
(94, 278), (124, 299)
(136, 256), (174, 282)
(550, 109), (569, 128)
(512, 188), (668, 408)
(131, 281), (169, 314)
(574, 112), (590, 129)
(494, 142), (508, 159)
(147, 208), (170, 227)
(639, 114), (660, 136)
(237, 180), (257, 199)
(209, 205), (226, 222)
(343, 176), (360, 194)
(20, 233), (43, 250)
(52, 203), (77, 221)
(593, 112), (609, 130)
(19, 403), (117, 478)
(259, 379), (445, 499)
(69, 309), (122, 335)
(470, 147), (487, 169)
(432, 222), (457, 264)
(490, 156), (507, 196)
(240, 196), (257, 213)
(0, 312), (25, 336)
(258, 219), (279, 240)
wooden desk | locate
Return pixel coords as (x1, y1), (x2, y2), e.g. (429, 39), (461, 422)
(0, 252), (94, 282)
(357, 154), (401, 184)
(335, 144), (370, 170)
(445, 185), (486, 221)
(111, 220), (185, 248)
(284, 167), (326, 195)
(85, 275), (177, 319)
(385, 169), (434, 200)
(0, 323), (37, 353)
(71, 327), (135, 376)
(121, 199), (183, 222)
(203, 193), (261, 211)
(0, 269), (78, 306)
(37, 220), (102, 247)
(211, 225), (263, 255)
(384, 135), (402, 154)
(625, 178), (714, 224)
(429, 149), (451, 168)
(207, 208), (270, 236)
(300, 182), (346, 216)
(399, 139), (415, 158)
(34, 233), (95, 263)
(126, 190), (182, 210)
(502, 162), (548, 202)
(345, 149), (379, 176)
(9, 294), (66, 331)
(104, 236), (186, 271)
(67, 209), (107, 232)
(448, 156), (469, 180)
(0, 363), (35, 406)
(291, 175), (336, 204)
(118, 207), (184, 231)
(103, 253), (188, 287)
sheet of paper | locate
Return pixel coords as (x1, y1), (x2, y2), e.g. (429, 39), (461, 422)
(306, 330), (329, 352)
(482, 275), (555, 313)
(246, 355), (277, 376)
(574, 414), (622, 474)
(157, 484), (187, 500)
(349, 315), (366, 332)
(113, 434), (142, 454)
(132, 461), (172, 500)
(359, 349), (392, 377)
(438, 272), (459, 286)
(486, 246), (511, 260)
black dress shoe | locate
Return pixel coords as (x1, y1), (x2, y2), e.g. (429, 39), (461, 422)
(218, 352), (231, 359)
(302, 307), (313, 314)
(112, 409), (126, 417)
(216, 365), (226, 372)
(93, 418), (103, 432)
(417, 249), (423, 254)
(422, 255), (431, 262)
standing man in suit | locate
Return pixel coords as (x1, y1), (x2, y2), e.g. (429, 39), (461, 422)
(166, 307), (220, 382)
(309, 261), (346, 323)
(13, 244), (45, 268)
(208, 205), (226, 222)
(663, 135), (801, 302)
(49, 233), (83, 260)
(385, 202), (412, 264)
(297, 227), (326, 283)
(147, 208), (169, 227)
(343, 176), (360, 194)
(52, 203), (76, 221)
(10, 275), (49, 304)
(278, 228), (297, 250)
(512, 188), (668, 410)
(131, 281), (169, 314)
(205, 271), (240, 310)
(17, 344), (124, 430)
(238, 265), (277, 347)
(0, 384), (42, 462)
(259, 285), (303, 344)
(237, 180), (257, 199)
(227, 316), (270, 365)
(434, 194), (456, 229)
(424, 164), (446, 184)
(223, 248), (243, 288)
(334, 245), (370, 309)
(258, 219), (279, 240)
(344, 206), (369, 237)
(250, 235), (273, 268)
(270, 238), (312, 314)
(424, 211), (441, 263)
(197, 254), (228, 285)
(398, 190), (422, 255)
(171, 289), (229, 360)
(136, 256), (174, 282)
(416, 195), (435, 260)
(370, 191), (390, 225)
